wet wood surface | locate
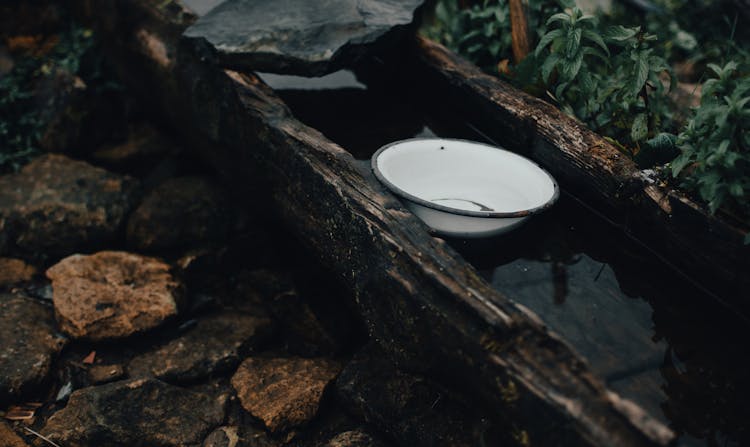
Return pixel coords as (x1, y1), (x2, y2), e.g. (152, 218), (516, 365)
(408, 36), (750, 315)
(72, 1), (675, 446)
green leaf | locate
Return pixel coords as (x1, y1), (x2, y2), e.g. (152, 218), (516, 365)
(729, 182), (744, 197)
(582, 29), (610, 56)
(541, 53), (560, 84)
(716, 139), (730, 155)
(648, 55), (670, 74)
(646, 132), (676, 151)
(535, 29), (564, 57)
(582, 46), (609, 62)
(702, 79), (719, 97)
(565, 28), (582, 58)
(546, 12), (571, 27)
(578, 70), (595, 96)
(631, 54), (650, 97)
(605, 25), (639, 42)
(631, 113), (648, 142)
(561, 50), (584, 81)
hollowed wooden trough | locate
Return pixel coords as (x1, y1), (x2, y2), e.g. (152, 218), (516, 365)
(70, 1), (747, 445)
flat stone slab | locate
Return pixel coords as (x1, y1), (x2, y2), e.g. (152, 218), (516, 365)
(231, 357), (342, 433)
(183, 0), (425, 76)
(128, 311), (273, 382)
(0, 294), (67, 405)
(43, 379), (226, 446)
(46, 251), (183, 341)
(0, 154), (139, 259)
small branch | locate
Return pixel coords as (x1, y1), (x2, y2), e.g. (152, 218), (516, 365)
(509, 0), (531, 63)
(24, 427), (63, 447)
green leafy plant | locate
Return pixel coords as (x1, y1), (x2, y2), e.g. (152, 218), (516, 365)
(422, 0), (561, 74)
(0, 25), (94, 172)
(529, 8), (675, 161)
(425, 0), (749, 221)
(671, 62), (750, 218)
(534, 5), (607, 92)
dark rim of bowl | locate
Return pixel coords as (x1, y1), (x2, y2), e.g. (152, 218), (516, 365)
(371, 138), (560, 218)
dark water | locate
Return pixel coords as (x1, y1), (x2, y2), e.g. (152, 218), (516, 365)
(259, 69), (750, 447)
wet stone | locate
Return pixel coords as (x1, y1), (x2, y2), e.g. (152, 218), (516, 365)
(34, 67), (129, 155)
(0, 154), (140, 259)
(326, 431), (388, 447)
(183, 0), (425, 76)
(0, 422), (31, 447)
(92, 122), (180, 170)
(0, 258), (36, 289)
(242, 270), (341, 355)
(127, 176), (231, 252)
(46, 251), (183, 341)
(336, 350), (498, 447)
(202, 426), (278, 447)
(0, 294), (67, 405)
(88, 364), (126, 385)
(42, 379), (226, 447)
(231, 357), (342, 433)
(128, 311), (274, 383)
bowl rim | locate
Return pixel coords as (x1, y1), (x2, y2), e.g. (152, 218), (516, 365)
(371, 138), (560, 218)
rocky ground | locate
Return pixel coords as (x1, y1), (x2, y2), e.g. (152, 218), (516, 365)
(0, 3), (507, 447)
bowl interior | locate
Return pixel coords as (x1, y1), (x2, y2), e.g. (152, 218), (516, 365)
(374, 139), (557, 215)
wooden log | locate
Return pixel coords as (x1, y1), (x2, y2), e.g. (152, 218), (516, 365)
(407, 35), (750, 314)
(72, 1), (674, 445)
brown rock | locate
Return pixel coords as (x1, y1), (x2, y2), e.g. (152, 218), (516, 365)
(126, 176), (231, 252)
(0, 258), (36, 289)
(231, 357), (342, 433)
(43, 379), (226, 447)
(0, 421), (31, 447)
(0, 154), (139, 259)
(0, 294), (67, 405)
(88, 364), (126, 384)
(128, 311), (274, 382)
(46, 251), (183, 341)
(202, 426), (278, 447)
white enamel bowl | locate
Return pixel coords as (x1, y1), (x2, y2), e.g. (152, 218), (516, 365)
(372, 138), (559, 238)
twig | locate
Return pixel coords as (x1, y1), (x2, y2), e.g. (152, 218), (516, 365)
(23, 427), (62, 447)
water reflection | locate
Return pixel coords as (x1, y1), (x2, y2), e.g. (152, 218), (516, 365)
(452, 195), (750, 446)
